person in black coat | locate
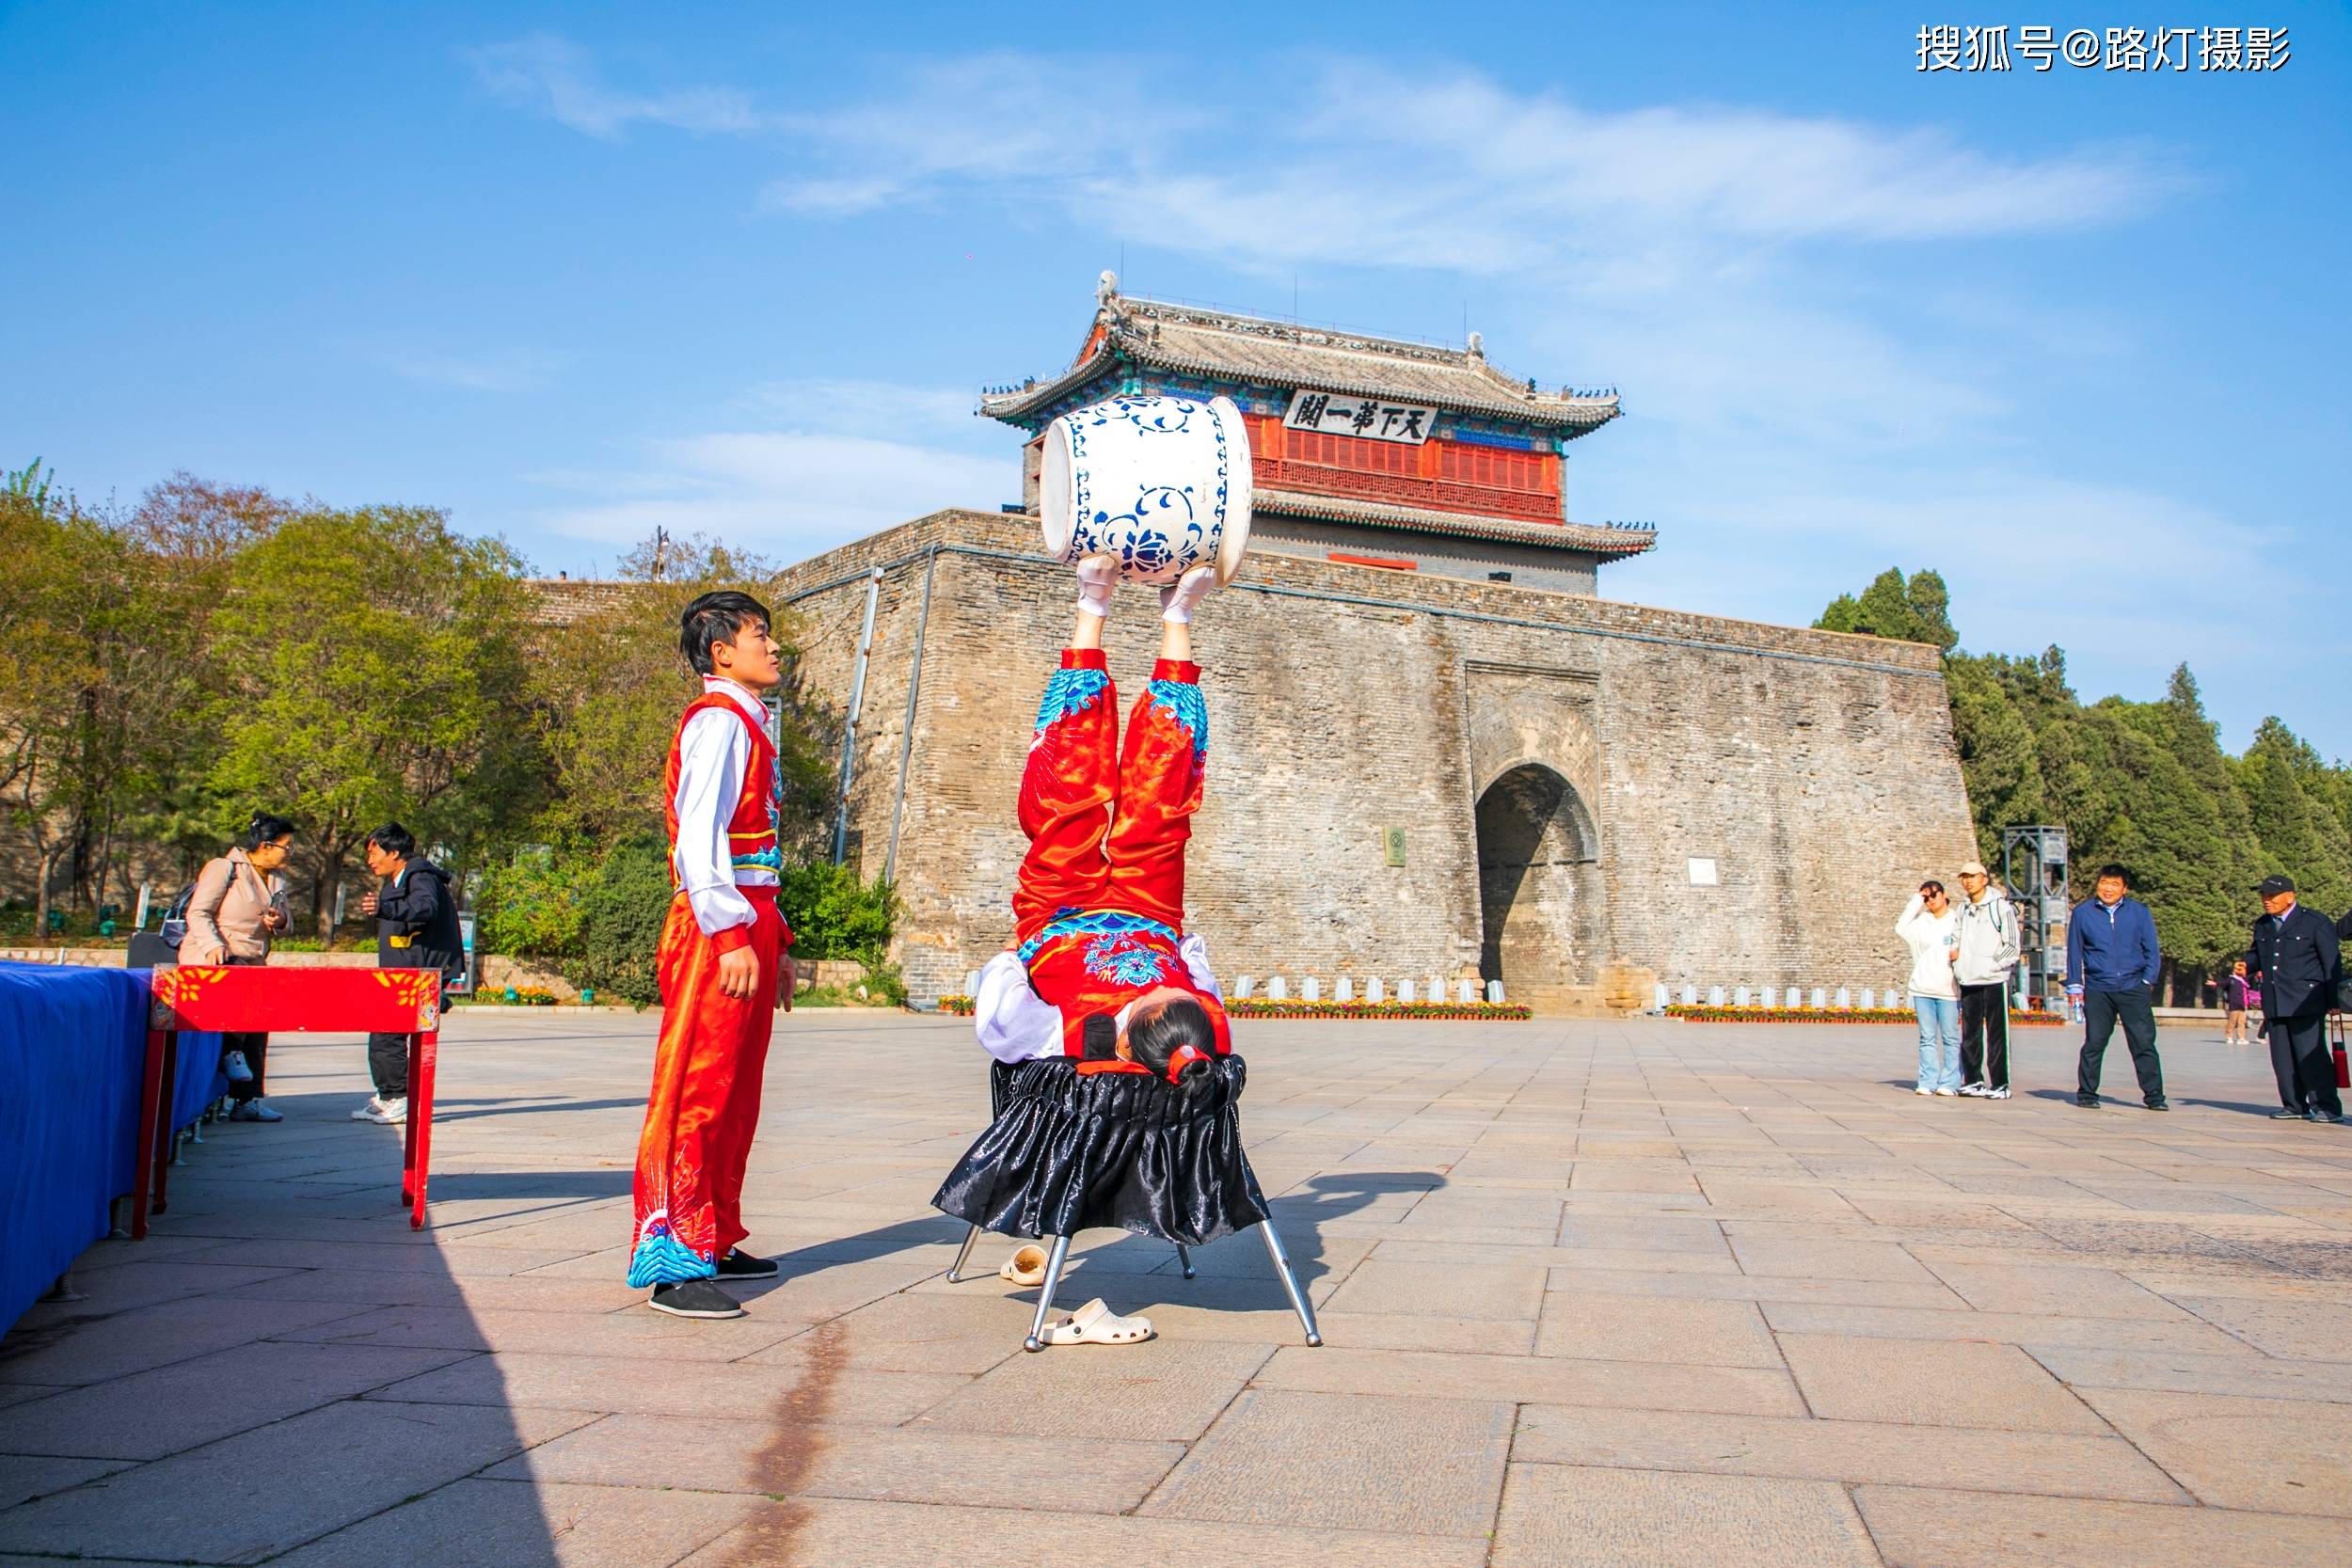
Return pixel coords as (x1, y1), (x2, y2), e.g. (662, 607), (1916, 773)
(350, 822), (466, 1124)
(2247, 875), (2344, 1123)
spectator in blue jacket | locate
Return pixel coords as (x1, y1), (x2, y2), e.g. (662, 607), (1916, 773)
(2065, 863), (2166, 1110)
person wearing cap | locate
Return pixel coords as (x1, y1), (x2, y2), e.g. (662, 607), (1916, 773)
(2065, 863), (2166, 1110)
(1951, 862), (2021, 1100)
(2247, 875), (2343, 1123)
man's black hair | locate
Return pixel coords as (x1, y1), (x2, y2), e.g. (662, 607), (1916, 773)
(241, 812), (295, 850)
(1127, 997), (1216, 1091)
(368, 822), (417, 859)
(680, 590), (773, 677)
(2095, 863), (2130, 885)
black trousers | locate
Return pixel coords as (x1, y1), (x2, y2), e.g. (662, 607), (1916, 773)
(1958, 983), (2010, 1089)
(2078, 988), (2164, 1104)
(220, 954), (266, 1102)
(366, 1032), (410, 1101)
(2265, 1012), (2343, 1117)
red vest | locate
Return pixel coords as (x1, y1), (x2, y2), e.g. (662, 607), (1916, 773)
(664, 690), (782, 882)
(1021, 913), (1232, 1057)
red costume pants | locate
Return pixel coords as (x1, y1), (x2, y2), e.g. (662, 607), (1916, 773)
(628, 886), (785, 1287)
(1015, 648), (1208, 942)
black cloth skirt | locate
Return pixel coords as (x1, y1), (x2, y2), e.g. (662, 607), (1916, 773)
(931, 1054), (1270, 1247)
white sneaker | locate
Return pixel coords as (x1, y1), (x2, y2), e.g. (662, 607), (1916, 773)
(362, 1098), (407, 1125)
(1985, 1086), (2011, 1100)
(228, 1100), (281, 1122)
(1957, 1083), (1987, 1098)
(351, 1096), (388, 1121)
(221, 1050), (255, 1085)
(1914, 1086), (1934, 1096)
(1933, 1086), (1959, 1097)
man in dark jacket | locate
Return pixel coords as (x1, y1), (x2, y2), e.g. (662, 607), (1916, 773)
(2248, 875), (2344, 1123)
(352, 822), (465, 1125)
(2065, 863), (2166, 1110)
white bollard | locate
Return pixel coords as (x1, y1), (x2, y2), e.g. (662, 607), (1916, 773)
(1233, 974), (1256, 999)
(1367, 976), (1386, 1004)
(1459, 978), (1477, 1005)
(1301, 976), (1322, 1003)
(1654, 983), (1670, 1010)
(1397, 979), (1417, 1004)
(1783, 986), (1803, 1008)
(1267, 976), (1289, 1001)
(1681, 984), (1698, 1006)
(1860, 988), (1875, 1009)
(1734, 987), (1750, 1007)
(964, 969), (981, 996)
(1708, 986), (1724, 1007)
(1890, 987), (1906, 1008)
(1834, 988), (1851, 1009)
(1335, 977), (1354, 1003)
(1486, 979), (1506, 1004)
(1809, 987), (1826, 1009)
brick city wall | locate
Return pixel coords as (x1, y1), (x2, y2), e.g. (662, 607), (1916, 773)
(777, 510), (1978, 1009)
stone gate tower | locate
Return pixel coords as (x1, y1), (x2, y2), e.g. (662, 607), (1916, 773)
(766, 281), (1978, 1013)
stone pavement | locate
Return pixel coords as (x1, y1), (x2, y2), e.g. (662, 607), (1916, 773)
(5, 1009), (2352, 1567)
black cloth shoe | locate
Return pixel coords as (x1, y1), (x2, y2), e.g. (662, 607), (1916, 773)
(647, 1279), (744, 1319)
(715, 1248), (779, 1279)
(2074, 1098), (2100, 1108)
(2271, 1107), (2307, 1119)
(2144, 1101), (2169, 1112)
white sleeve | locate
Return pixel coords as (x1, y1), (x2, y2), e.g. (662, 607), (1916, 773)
(672, 709), (755, 940)
(975, 950), (1064, 1064)
(1178, 932), (1223, 1002)
(1894, 893), (1925, 944)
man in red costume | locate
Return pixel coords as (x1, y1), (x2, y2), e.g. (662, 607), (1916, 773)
(972, 556), (1229, 1084)
(629, 590), (798, 1319)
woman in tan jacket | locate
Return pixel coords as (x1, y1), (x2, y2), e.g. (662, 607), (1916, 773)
(183, 813), (295, 1122)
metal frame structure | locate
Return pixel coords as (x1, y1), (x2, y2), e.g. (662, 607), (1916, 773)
(2001, 826), (2071, 1012)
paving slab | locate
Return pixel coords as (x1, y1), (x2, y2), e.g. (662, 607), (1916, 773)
(270, 1475), (761, 1568)
(1854, 1483), (2352, 1566)
(2073, 1387), (2352, 1514)
(1513, 1404), (2185, 1501)
(1252, 1344), (1805, 1417)
(1491, 1463), (1882, 1567)
(1534, 1290), (1783, 1368)
(919, 1338), (1272, 1441)
(1777, 1334), (2109, 1433)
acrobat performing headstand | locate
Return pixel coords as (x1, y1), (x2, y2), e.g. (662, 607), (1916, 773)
(627, 591), (799, 1321)
(961, 556), (1232, 1341)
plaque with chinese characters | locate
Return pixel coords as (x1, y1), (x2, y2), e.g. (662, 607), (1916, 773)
(1284, 388), (1437, 445)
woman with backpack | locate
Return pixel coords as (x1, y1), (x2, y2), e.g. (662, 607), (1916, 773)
(182, 813), (296, 1122)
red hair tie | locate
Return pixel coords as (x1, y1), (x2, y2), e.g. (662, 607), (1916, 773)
(1165, 1043), (1211, 1085)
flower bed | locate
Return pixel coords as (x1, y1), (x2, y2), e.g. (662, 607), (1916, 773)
(933, 995), (1532, 1022)
(1664, 1005), (2069, 1026)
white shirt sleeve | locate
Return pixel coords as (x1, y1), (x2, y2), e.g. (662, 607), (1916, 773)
(672, 708), (755, 940)
(1178, 932), (1223, 1001)
(975, 950), (1065, 1064)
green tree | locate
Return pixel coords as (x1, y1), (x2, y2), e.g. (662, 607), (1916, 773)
(207, 504), (540, 941)
(1815, 567), (1958, 650)
(2238, 717), (2352, 917)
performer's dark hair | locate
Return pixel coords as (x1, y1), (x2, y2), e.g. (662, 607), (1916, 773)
(680, 590), (773, 676)
(367, 822), (417, 858)
(1127, 997), (1216, 1092)
(241, 812), (295, 850)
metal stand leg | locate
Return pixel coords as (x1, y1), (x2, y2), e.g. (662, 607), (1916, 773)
(1257, 1218), (1322, 1347)
(1022, 1235), (1073, 1353)
(945, 1224), (983, 1282)
(1174, 1243), (1196, 1279)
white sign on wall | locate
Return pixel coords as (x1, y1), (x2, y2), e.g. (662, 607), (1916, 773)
(1283, 388), (1438, 445)
(1687, 857), (1720, 886)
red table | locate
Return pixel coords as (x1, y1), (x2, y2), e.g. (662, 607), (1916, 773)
(140, 966), (445, 1234)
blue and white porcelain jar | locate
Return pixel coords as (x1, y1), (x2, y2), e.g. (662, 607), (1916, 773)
(1037, 393), (1254, 585)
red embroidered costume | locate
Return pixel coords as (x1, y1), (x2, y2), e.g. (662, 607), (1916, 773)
(974, 648), (1232, 1062)
(628, 677), (794, 1287)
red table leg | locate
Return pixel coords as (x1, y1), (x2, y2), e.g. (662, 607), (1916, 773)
(407, 1030), (438, 1230)
(400, 1035), (420, 1209)
(150, 1031), (180, 1217)
(131, 1026), (167, 1240)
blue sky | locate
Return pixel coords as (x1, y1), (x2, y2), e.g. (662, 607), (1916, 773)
(5, 3), (2346, 752)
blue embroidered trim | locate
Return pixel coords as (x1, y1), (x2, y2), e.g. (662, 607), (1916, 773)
(1084, 932), (1175, 986)
(1035, 667), (1110, 733)
(625, 1226), (715, 1289)
(730, 845), (784, 872)
(1146, 680), (1209, 763)
(1018, 908), (1180, 966)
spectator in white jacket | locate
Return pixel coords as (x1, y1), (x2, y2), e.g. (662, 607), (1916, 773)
(1897, 880), (1963, 1096)
(1952, 862), (2022, 1100)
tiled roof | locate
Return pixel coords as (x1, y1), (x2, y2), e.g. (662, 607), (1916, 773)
(981, 288), (1621, 435)
(1256, 488), (1657, 558)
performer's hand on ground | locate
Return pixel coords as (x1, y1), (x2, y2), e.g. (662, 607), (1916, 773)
(777, 954), (796, 1011)
(717, 946), (757, 1001)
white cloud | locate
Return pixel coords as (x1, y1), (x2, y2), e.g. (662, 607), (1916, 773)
(465, 34), (766, 138)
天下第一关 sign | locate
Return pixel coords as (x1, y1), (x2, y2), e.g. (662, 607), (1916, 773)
(1285, 389), (1438, 445)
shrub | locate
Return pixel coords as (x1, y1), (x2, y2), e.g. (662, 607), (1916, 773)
(774, 860), (895, 964)
(475, 849), (596, 957)
(563, 834), (675, 1007)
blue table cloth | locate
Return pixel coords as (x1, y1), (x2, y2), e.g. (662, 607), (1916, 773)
(1, 964), (220, 1330)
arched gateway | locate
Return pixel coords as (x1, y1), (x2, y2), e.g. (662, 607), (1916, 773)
(1475, 762), (1606, 1006)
